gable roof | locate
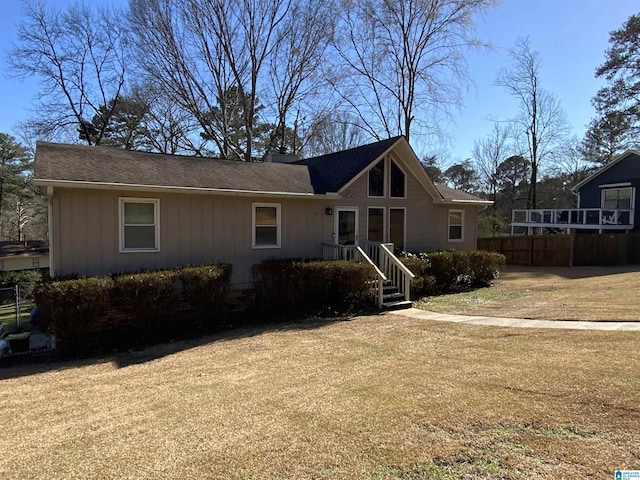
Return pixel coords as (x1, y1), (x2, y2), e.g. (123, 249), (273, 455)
(33, 138), (489, 205)
(34, 142), (315, 196)
(293, 136), (402, 194)
(571, 149), (640, 193)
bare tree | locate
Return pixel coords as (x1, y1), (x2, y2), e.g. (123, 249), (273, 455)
(266, 0), (334, 155)
(496, 37), (570, 208)
(8, 0), (129, 145)
(303, 111), (372, 156)
(130, 0), (330, 161)
(331, 0), (495, 144)
(472, 122), (511, 207)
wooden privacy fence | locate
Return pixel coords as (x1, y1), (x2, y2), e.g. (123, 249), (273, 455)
(478, 233), (640, 267)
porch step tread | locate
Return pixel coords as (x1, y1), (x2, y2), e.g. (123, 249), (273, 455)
(383, 292), (405, 301)
(381, 300), (413, 311)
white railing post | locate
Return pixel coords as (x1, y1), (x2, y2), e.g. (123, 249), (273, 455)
(378, 243), (415, 302)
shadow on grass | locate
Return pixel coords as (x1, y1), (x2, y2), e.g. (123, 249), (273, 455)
(0, 314), (356, 381)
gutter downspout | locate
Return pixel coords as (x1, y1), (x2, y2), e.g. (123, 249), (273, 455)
(46, 186), (54, 278)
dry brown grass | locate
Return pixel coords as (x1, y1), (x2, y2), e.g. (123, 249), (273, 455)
(419, 265), (640, 321)
(1, 314), (638, 479)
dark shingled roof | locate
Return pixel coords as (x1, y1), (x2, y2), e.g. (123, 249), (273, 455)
(294, 136), (402, 193)
(35, 142), (315, 194)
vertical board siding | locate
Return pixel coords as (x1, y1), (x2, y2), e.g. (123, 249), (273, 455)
(54, 189), (326, 282)
(339, 155), (479, 252)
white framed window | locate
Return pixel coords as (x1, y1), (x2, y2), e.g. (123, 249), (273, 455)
(389, 159), (407, 198)
(448, 209), (464, 242)
(252, 203), (281, 248)
(368, 159), (385, 197)
(119, 198), (160, 252)
(601, 187), (633, 210)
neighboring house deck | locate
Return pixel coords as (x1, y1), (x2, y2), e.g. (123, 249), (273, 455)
(511, 150), (640, 235)
(33, 137), (490, 308)
(511, 207), (634, 235)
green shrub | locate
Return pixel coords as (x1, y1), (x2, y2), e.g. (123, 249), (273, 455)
(399, 256), (436, 298)
(33, 264), (235, 355)
(0, 269), (43, 287)
(113, 270), (180, 328)
(400, 250), (505, 296)
(253, 259), (374, 315)
(180, 264), (232, 319)
(467, 251), (506, 287)
(33, 276), (113, 345)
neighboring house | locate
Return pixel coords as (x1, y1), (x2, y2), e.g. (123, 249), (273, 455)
(511, 150), (639, 235)
(33, 136), (490, 286)
(0, 241), (49, 272)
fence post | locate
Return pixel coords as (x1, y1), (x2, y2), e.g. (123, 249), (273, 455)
(15, 284), (20, 330)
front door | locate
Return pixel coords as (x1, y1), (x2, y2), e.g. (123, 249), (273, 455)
(335, 207), (359, 246)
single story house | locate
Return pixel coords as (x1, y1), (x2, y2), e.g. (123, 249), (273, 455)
(0, 241), (49, 271)
(511, 150), (640, 234)
(33, 136), (491, 285)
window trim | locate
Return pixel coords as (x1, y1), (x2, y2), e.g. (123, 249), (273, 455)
(367, 159), (386, 198)
(389, 158), (407, 199)
(448, 209), (464, 243)
(252, 202), (281, 249)
(600, 186), (634, 210)
(119, 197), (160, 253)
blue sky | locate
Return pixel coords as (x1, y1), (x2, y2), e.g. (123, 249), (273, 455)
(0, 0), (638, 163)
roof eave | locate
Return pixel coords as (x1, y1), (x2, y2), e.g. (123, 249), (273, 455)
(32, 179), (327, 199)
(441, 199), (493, 206)
(571, 149), (640, 192)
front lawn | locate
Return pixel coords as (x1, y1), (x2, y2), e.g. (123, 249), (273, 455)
(417, 265), (640, 321)
(1, 314), (638, 479)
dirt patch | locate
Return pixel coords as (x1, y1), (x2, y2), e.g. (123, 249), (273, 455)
(418, 265), (640, 321)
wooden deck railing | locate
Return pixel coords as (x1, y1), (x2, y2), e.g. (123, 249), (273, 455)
(378, 243), (415, 302)
(322, 241), (414, 307)
(511, 208), (634, 234)
(321, 242), (358, 260)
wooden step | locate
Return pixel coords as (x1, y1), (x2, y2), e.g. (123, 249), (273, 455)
(383, 292), (405, 302)
(382, 299), (413, 311)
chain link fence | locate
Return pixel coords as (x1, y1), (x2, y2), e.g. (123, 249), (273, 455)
(0, 283), (36, 334)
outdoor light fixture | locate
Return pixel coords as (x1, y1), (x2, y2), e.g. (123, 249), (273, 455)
(325, 207), (333, 216)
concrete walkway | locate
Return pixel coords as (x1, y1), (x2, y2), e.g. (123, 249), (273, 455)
(390, 307), (640, 331)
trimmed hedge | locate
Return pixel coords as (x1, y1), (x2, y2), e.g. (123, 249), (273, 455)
(180, 264), (232, 317)
(252, 259), (375, 315)
(33, 264), (232, 354)
(400, 250), (505, 297)
(34, 277), (113, 347)
(113, 270), (180, 329)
